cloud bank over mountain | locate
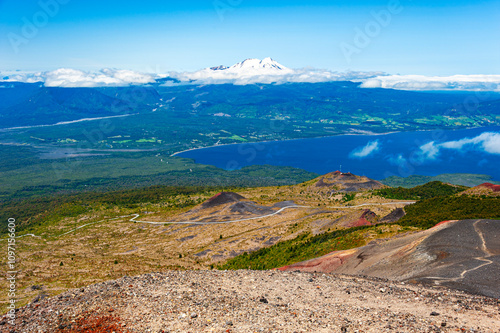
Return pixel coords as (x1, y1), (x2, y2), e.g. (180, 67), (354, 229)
(361, 74), (500, 91)
(2, 58), (499, 91)
(1, 68), (156, 87)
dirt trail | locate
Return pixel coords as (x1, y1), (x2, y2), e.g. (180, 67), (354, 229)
(428, 220), (496, 283)
(474, 220), (493, 256)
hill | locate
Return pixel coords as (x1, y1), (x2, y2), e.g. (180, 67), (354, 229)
(462, 183), (500, 196)
(1, 81), (498, 207)
(307, 171), (387, 194)
(374, 181), (468, 200)
(279, 219), (500, 298)
(0, 171), (412, 312)
(2, 82), (496, 130)
(381, 173), (500, 188)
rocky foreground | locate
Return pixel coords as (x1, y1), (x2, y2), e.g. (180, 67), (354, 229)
(2, 270), (499, 333)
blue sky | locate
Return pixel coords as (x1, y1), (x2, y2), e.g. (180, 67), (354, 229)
(0, 0), (499, 75)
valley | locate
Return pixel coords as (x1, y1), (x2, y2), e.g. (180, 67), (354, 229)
(1, 82), (500, 201)
(1, 171), (499, 320)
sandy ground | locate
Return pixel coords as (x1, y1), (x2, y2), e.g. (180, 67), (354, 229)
(2, 270), (499, 332)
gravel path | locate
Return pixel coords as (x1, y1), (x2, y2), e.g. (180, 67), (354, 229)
(2, 270), (499, 332)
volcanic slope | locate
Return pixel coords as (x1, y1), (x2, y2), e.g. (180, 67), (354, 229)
(308, 171), (387, 195)
(171, 191), (277, 222)
(280, 219), (500, 298)
(1, 174), (414, 313)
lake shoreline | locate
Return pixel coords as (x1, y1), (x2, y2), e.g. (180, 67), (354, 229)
(171, 125), (492, 157)
(171, 129), (405, 157)
(173, 126), (500, 181)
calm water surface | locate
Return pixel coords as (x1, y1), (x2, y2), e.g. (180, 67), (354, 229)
(177, 126), (500, 180)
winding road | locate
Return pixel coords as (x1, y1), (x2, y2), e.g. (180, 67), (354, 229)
(7, 201), (415, 239)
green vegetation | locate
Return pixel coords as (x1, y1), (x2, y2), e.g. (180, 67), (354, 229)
(399, 195), (500, 229)
(219, 226), (372, 270)
(2, 82), (499, 132)
(381, 173), (500, 188)
(0, 145), (318, 200)
(374, 181), (468, 200)
(342, 193), (356, 202)
(0, 185), (220, 234)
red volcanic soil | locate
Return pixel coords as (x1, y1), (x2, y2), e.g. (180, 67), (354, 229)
(347, 210), (377, 227)
(432, 220), (456, 228)
(278, 250), (357, 273)
(56, 313), (129, 333)
(477, 182), (500, 192)
(349, 218), (372, 227)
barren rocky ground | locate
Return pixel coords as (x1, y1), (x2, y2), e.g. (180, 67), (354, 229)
(3, 270), (499, 333)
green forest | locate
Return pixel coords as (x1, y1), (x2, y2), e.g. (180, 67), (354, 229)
(374, 181), (468, 200)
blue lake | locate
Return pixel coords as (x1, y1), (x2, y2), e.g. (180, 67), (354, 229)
(177, 126), (500, 180)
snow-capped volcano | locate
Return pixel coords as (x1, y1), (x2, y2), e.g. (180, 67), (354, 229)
(224, 57), (292, 74)
(206, 58), (293, 76)
(177, 57), (294, 84)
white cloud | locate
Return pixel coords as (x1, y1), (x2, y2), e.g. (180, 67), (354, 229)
(1, 68), (155, 87)
(400, 132), (500, 165)
(387, 154), (407, 167)
(349, 140), (380, 159)
(440, 132), (500, 154)
(44, 68), (155, 87)
(0, 71), (45, 83)
(418, 141), (440, 160)
(384, 132), (500, 171)
(0, 59), (383, 87)
(169, 70), (382, 86)
(360, 74), (500, 92)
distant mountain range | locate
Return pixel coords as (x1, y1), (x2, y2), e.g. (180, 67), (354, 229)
(2, 58), (500, 90)
(0, 80), (499, 129)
